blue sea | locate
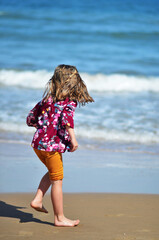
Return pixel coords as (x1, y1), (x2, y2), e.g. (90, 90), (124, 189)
(0, 0), (159, 157)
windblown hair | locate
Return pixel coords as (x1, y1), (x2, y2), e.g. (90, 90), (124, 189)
(43, 64), (94, 105)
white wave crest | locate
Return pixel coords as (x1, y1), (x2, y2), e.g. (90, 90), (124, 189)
(0, 122), (35, 134)
(0, 122), (159, 144)
(0, 69), (51, 89)
(0, 69), (159, 92)
(82, 73), (159, 92)
(76, 127), (159, 144)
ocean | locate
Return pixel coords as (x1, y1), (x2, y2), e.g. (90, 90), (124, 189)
(0, 0), (159, 157)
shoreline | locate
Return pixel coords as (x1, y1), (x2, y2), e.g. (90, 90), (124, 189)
(0, 193), (159, 240)
(0, 141), (159, 194)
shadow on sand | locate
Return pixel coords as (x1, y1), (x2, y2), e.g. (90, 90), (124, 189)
(0, 201), (54, 226)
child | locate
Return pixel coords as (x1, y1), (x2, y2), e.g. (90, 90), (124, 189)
(26, 64), (94, 227)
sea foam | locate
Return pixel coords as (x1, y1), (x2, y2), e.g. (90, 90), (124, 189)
(0, 122), (159, 144)
(0, 69), (159, 92)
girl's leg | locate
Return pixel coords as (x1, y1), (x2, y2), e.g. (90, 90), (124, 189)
(30, 172), (51, 213)
(51, 179), (80, 227)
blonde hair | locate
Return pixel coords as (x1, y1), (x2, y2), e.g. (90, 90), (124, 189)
(43, 64), (94, 105)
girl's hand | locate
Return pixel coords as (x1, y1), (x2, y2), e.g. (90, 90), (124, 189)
(70, 137), (78, 152)
(66, 125), (78, 152)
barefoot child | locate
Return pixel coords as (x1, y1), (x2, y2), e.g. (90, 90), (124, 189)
(26, 64), (94, 227)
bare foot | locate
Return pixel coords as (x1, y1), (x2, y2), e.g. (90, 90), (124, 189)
(54, 216), (80, 227)
(30, 200), (48, 213)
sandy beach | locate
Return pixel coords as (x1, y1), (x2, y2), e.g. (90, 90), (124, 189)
(0, 141), (159, 239)
(0, 193), (159, 240)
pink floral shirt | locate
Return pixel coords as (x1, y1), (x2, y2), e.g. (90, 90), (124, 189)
(26, 97), (77, 153)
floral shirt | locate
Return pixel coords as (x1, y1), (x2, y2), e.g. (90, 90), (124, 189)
(26, 97), (77, 153)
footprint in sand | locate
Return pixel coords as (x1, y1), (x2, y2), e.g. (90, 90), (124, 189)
(137, 229), (151, 233)
(19, 231), (33, 237)
(114, 233), (136, 240)
(105, 213), (125, 217)
(105, 213), (140, 218)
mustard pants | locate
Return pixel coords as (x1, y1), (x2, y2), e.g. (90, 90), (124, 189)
(33, 148), (63, 181)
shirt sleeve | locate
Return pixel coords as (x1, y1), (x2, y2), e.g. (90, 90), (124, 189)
(26, 101), (41, 127)
(61, 101), (77, 128)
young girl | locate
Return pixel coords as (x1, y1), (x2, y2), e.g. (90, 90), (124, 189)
(26, 64), (94, 227)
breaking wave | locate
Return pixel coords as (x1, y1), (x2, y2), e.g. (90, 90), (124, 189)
(0, 69), (159, 93)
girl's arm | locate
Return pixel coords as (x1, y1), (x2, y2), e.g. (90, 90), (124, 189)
(66, 126), (78, 152)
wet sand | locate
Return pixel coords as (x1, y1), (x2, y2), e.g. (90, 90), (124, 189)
(0, 141), (159, 194)
(0, 193), (159, 240)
